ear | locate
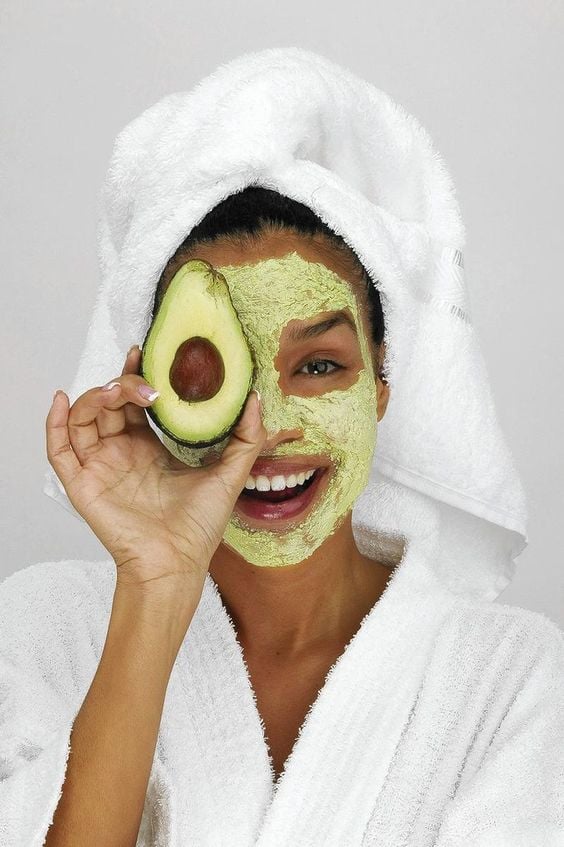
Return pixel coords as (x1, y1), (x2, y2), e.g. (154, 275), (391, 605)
(377, 377), (390, 422)
(374, 343), (390, 422)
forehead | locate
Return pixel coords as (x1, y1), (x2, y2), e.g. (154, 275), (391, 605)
(159, 230), (371, 331)
(165, 228), (363, 282)
(215, 251), (357, 325)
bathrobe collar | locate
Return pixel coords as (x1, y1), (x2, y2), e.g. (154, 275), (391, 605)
(155, 533), (453, 845)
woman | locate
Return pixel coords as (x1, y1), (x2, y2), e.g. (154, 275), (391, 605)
(2, 48), (563, 846)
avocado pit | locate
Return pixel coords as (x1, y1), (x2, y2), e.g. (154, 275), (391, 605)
(169, 336), (225, 402)
(140, 258), (254, 454)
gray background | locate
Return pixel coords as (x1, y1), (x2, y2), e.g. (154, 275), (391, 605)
(2, 1), (563, 626)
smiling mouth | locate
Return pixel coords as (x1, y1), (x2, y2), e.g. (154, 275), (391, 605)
(234, 467), (328, 525)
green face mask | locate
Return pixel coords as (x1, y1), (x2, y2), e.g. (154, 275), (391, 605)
(214, 251), (379, 568)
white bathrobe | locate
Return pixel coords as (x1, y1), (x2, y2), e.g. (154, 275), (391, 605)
(2, 47), (563, 846)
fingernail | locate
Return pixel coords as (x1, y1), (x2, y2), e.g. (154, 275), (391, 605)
(138, 384), (160, 402)
(252, 390), (262, 419)
(127, 345), (139, 357)
(102, 381), (120, 392)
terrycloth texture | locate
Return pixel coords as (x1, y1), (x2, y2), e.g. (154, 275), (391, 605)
(0, 554), (563, 846)
(3, 46), (562, 844)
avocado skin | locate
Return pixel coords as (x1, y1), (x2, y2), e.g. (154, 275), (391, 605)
(142, 384), (250, 449)
(139, 259), (256, 450)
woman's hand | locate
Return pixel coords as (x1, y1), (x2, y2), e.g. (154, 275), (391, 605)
(46, 346), (266, 593)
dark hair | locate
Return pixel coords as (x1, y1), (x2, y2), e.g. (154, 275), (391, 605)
(154, 186), (386, 352)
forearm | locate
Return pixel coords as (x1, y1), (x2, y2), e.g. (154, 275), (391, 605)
(44, 582), (198, 847)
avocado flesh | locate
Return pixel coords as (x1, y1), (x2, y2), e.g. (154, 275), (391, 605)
(141, 259), (254, 449)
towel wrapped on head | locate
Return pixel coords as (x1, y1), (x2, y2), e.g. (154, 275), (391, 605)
(44, 46), (527, 602)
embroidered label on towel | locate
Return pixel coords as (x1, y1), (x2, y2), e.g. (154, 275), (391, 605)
(412, 246), (471, 324)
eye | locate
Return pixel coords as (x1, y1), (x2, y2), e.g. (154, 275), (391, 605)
(297, 359), (343, 377)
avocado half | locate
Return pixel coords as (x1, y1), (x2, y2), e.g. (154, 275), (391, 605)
(141, 258), (255, 464)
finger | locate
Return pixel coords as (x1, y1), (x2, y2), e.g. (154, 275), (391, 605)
(46, 391), (82, 485)
(121, 346), (150, 428)
(218, 391), (267, 487)
(67, 369), (159, 464)
(96, 346), (147, 438)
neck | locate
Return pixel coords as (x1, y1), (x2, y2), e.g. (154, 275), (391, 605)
(208, 513), (389, 660)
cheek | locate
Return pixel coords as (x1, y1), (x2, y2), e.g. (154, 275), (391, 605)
(298, 379), (372, 443)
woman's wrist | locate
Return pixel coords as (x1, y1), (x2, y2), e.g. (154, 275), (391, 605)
(110, 577), (202, 671)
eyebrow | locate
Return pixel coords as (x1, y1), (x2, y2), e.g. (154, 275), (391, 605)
(287, 310), (358, 342)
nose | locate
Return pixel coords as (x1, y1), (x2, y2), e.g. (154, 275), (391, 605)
(262, 427), (304, 453)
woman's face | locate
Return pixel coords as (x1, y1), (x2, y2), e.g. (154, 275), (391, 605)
(158, 230), (389, 567)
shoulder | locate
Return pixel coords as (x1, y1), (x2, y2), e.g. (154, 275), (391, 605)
(450, 595), (563, 647)
(0, 560), (115, 783)
(0, 559), (117, 696)
(0, 558), (116, 615)
(433, 595), (563, 695)
(433, 602), (564, 843)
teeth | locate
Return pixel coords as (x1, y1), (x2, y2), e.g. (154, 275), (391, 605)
(244, 468), (317, 491)
(256, 476), (271, 492)
(270, 475), (289, 491)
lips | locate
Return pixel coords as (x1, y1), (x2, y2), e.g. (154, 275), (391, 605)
(234, 467), (328, 526)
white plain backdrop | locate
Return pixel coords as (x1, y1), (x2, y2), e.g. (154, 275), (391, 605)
(1, 1), (563, 627)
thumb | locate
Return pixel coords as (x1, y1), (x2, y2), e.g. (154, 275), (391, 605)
(218, 390), (268, 484)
